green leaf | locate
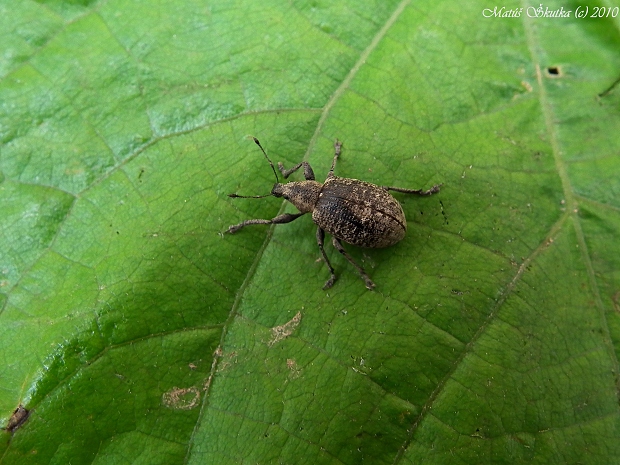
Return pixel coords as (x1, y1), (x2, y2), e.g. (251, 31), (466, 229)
(2, 0), (620, 463)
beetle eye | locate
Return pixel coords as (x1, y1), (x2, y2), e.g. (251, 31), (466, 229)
(271, 183), (284, 198)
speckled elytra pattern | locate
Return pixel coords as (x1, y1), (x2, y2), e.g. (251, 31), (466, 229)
(313, 176), (406, 248)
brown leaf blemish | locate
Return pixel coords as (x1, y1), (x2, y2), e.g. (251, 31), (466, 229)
(216, 350), (237, 373)
(268, 311), (302, 347)
(286, 358), (301, 379)
(5, 405), (30, 433)
(162, 387), (200, 410)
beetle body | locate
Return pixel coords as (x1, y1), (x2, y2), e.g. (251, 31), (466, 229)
(227, 139), (441, 290)
(314, 177), (407, 248)
(277, 176), (407, 247)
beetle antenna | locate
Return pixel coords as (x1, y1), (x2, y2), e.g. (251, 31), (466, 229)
(227, 137), (281, 199)
(228, 193), (271, 199)
(252, 137), (280, 184)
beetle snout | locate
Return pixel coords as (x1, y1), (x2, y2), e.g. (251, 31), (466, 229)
(271, 183), (284, 198)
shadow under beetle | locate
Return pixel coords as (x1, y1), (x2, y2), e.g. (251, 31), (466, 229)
(226, 138), (441, 290)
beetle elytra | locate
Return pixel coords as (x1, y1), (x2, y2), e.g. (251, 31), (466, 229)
(226, 138), (441, 290)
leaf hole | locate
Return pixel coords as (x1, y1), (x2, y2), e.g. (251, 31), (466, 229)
(546, 66), (562, 77)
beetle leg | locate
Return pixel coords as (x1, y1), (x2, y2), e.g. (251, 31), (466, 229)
(226, 212), (305, 234)
(327, 139), (342, 178)
(382, 184), (442, 196)
(331, 237), (375, 290)
(316, 228), (337, 289)
(277, 162), (315, 180)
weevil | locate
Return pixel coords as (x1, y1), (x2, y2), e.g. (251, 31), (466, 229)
(226, 138), (441, 290)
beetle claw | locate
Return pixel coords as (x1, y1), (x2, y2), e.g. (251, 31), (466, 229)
(226, 224), (241, 234)
(364, 278), (376, 290)
(323, 275), (336, 290)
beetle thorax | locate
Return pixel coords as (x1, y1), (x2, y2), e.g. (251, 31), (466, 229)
(272, 181), (322, 213)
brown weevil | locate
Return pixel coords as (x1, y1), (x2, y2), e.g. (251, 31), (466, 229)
(226, 138), (441, 290)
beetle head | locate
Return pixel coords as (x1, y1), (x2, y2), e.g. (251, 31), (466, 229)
(271, 183), (284, 197)
(271, 181), (321, 213)
(228, 138), (320, 213)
